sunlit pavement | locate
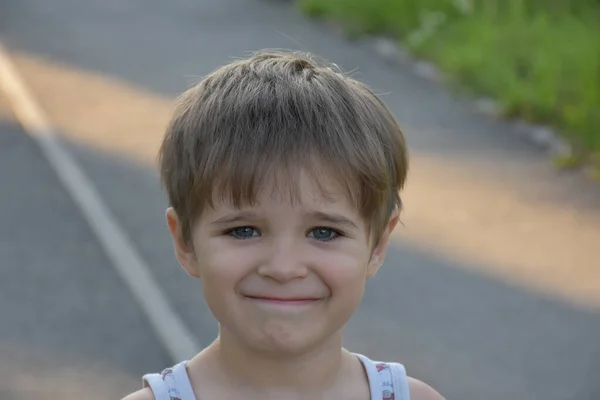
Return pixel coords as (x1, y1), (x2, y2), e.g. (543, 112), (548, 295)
(1, 1), (599, 399)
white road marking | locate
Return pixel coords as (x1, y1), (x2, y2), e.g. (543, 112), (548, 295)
(0, 42), (200, 363)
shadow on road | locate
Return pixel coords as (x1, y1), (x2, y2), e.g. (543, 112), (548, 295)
(0, 120), (171, 398)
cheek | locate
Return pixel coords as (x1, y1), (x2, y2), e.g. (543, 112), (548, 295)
(196, 238), (260, 289)
(313, 244), (370, 296)
(196, 240), (252, 322)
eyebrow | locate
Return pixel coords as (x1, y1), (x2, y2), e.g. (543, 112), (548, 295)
(211, 211), (358, 229)
(211, 212), (261, 226)
(308, 211), (359, 229)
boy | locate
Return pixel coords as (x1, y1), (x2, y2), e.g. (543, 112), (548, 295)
(123, 50), (443, 400)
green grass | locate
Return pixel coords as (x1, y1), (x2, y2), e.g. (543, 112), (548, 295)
(299, 0), (600, 169)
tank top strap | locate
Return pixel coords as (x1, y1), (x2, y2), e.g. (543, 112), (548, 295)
(143, 356), (408, 400)
(387, 362), (411, 400)
(142, 361), (196, 400)
(355, 353), (411, 400)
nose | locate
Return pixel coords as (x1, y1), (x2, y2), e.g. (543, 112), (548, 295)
(257, 236), (308, 283)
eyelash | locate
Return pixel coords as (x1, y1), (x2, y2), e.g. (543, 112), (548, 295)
(225, 226), (343, 242)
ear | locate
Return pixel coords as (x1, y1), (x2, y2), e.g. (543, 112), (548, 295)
(366, 209), (400, 278)
(166, 208), (201, 278)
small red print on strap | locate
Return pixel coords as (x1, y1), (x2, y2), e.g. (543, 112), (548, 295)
(161, 368), (173, 380)
(376, 363), (388, 372)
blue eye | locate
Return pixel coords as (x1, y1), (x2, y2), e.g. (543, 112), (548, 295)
(229, 227), (259, 239)
(308, 227), (339, 241)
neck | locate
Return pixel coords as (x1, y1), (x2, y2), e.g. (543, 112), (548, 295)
(208, 327), (348, 392)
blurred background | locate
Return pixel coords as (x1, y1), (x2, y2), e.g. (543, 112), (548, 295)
(1, 0), (599, 399)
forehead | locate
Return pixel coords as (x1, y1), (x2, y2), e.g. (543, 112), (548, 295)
(217, 167), (355, 210)
(205, 164), (359, 213)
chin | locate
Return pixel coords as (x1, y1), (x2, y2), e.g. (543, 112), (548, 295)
(245, 323), (340, 357)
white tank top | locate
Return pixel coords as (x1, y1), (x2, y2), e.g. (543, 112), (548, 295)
(142, 353), (410, 399)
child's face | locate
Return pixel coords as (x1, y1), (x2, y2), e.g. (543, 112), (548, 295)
(167, 170), (398, 356)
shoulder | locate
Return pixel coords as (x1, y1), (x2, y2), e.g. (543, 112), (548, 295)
(121, 387), (154, 400)
(408, 377), (445, 400)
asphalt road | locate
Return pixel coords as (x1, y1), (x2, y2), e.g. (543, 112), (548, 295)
(1, 1), (600, 399)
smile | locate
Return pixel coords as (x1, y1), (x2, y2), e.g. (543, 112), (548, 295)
(243, 296), (322, 306)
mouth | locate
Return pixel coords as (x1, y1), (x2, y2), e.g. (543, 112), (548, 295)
(243, 295), (322, 306)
